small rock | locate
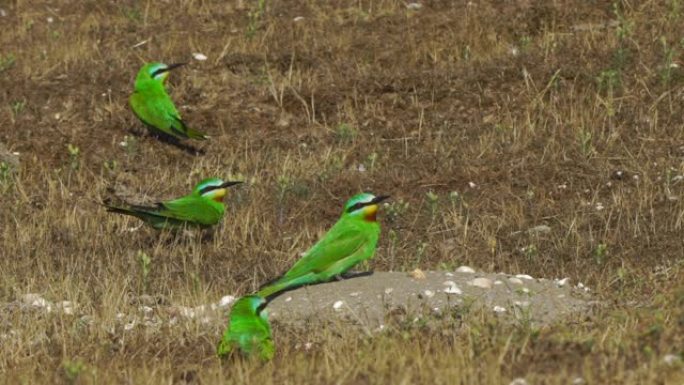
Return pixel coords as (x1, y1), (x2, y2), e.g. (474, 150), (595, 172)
(384, 288), (394, 295)
(409, 268), (426, 280)
(56, 301), (75, 315)
(493, 306), (507, 313)
(493, 280), (503, 285)
(572, 377), (586, 385)
(468, 181), (477, 188)
(422, 290), (435, 298)
(662, 354), (681, 366)
(468, 277), (493, 289)
(349, 292), (360, 297)
(285, 296), (292, 302)
(47, 16), (54, 23)
(217, 295), (235, 308)
(192, 53), (207, 61)
(555, 277), (570, 287)
(455, 266), (475, 274)
(406, 3), (423, 10)
(509, 379), (528, 385)
(508, 277), (524, 285)
(332, 301), (344, 311)
(528, 225), (551, 234)
(123, 321), (136, 331)
(293, 16), (305, 22)
(0, 9), (6, 17)
(515, 274), (534, 280)
(20, 294), (52, 313)
(443, 281), (462, 295)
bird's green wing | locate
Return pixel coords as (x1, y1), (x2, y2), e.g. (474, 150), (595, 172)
(130, 81), (208, 140)
(161, 196), (223, 226)
(130, 85), (188, 139)
(282, 223), (372, 280)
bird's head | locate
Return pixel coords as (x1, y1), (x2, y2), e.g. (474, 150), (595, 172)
(136, 62), (187, 84)
(243, 295), (269, 319)
(343, 193), (390, 222)
(194, 178), (243, 203)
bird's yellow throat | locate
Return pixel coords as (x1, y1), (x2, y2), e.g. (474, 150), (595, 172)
(363, 204), (378, 221)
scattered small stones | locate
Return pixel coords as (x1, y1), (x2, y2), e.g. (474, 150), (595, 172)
(468, 277), (493, 289)
(192, 53), (207, 61)
(455, 266), (475, 274)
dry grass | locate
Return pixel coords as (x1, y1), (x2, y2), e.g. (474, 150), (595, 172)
(1, 0), (683, 383)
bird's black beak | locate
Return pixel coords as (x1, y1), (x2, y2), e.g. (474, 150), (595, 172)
(220, 181), (243, 188)
(165, 62), (187, 72)
(371, 195), (390, 205)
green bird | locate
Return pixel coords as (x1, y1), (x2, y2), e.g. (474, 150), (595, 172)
(217, 295), (274, 360)
(105, 178), (242, 230)
(129, 62), (209, 141)
(258, 193), (389, 299)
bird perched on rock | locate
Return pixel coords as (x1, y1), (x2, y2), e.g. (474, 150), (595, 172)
(258, 193), (389, 299)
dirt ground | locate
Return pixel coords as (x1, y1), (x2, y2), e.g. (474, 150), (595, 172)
(1, 0), (684, 384)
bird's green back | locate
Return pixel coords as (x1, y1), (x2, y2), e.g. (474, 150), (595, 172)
(258, 208), (380, 298)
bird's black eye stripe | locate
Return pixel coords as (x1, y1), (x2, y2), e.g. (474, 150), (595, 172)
(347, 202), (368, 213)
(151, 67), (167, 78)
(199, 185), (219, 195)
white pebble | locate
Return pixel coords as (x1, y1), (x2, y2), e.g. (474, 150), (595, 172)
(572, 377), (586, 385)
(515, 274), (534, 280)
(443, 281), (462, 295)
(217, 295), (236, 308)
(468, 181), (477, 188)
(528, 225), (551, 234)
(293, 16), (305, 22)
(509, 379), (528, 385)
(423, 290), (435, 298)
(57, 301), (75, 315)
(406, 3), (423, 10)
(124, 321), (136, 331)
(456, 266), (475, 273)
(139, 305), (153, 314)
(349, 292), (360, 297)
(508, 277), (524, 285)
(333, 300), (344, 311)
(192, 53), (207, 61)
(493, 306), (507, 313)
(285, 296), (292, 302)
(468, 277), (493, 289)
(663, 354), (681, 365)
(47, 16), (54, 23)
(357, 164), (366, 172)
(494, 280), (503, 285)
(555, 277), (570, 287)
(384, 288), (394, 295)
(0, 9), (6, 17)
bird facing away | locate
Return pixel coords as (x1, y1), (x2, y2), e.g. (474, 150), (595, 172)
(129, 62), (209, 141)
(257, 193), (389, 299)
(217, 295), (274, 361)
(105, 178), (242, 230)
